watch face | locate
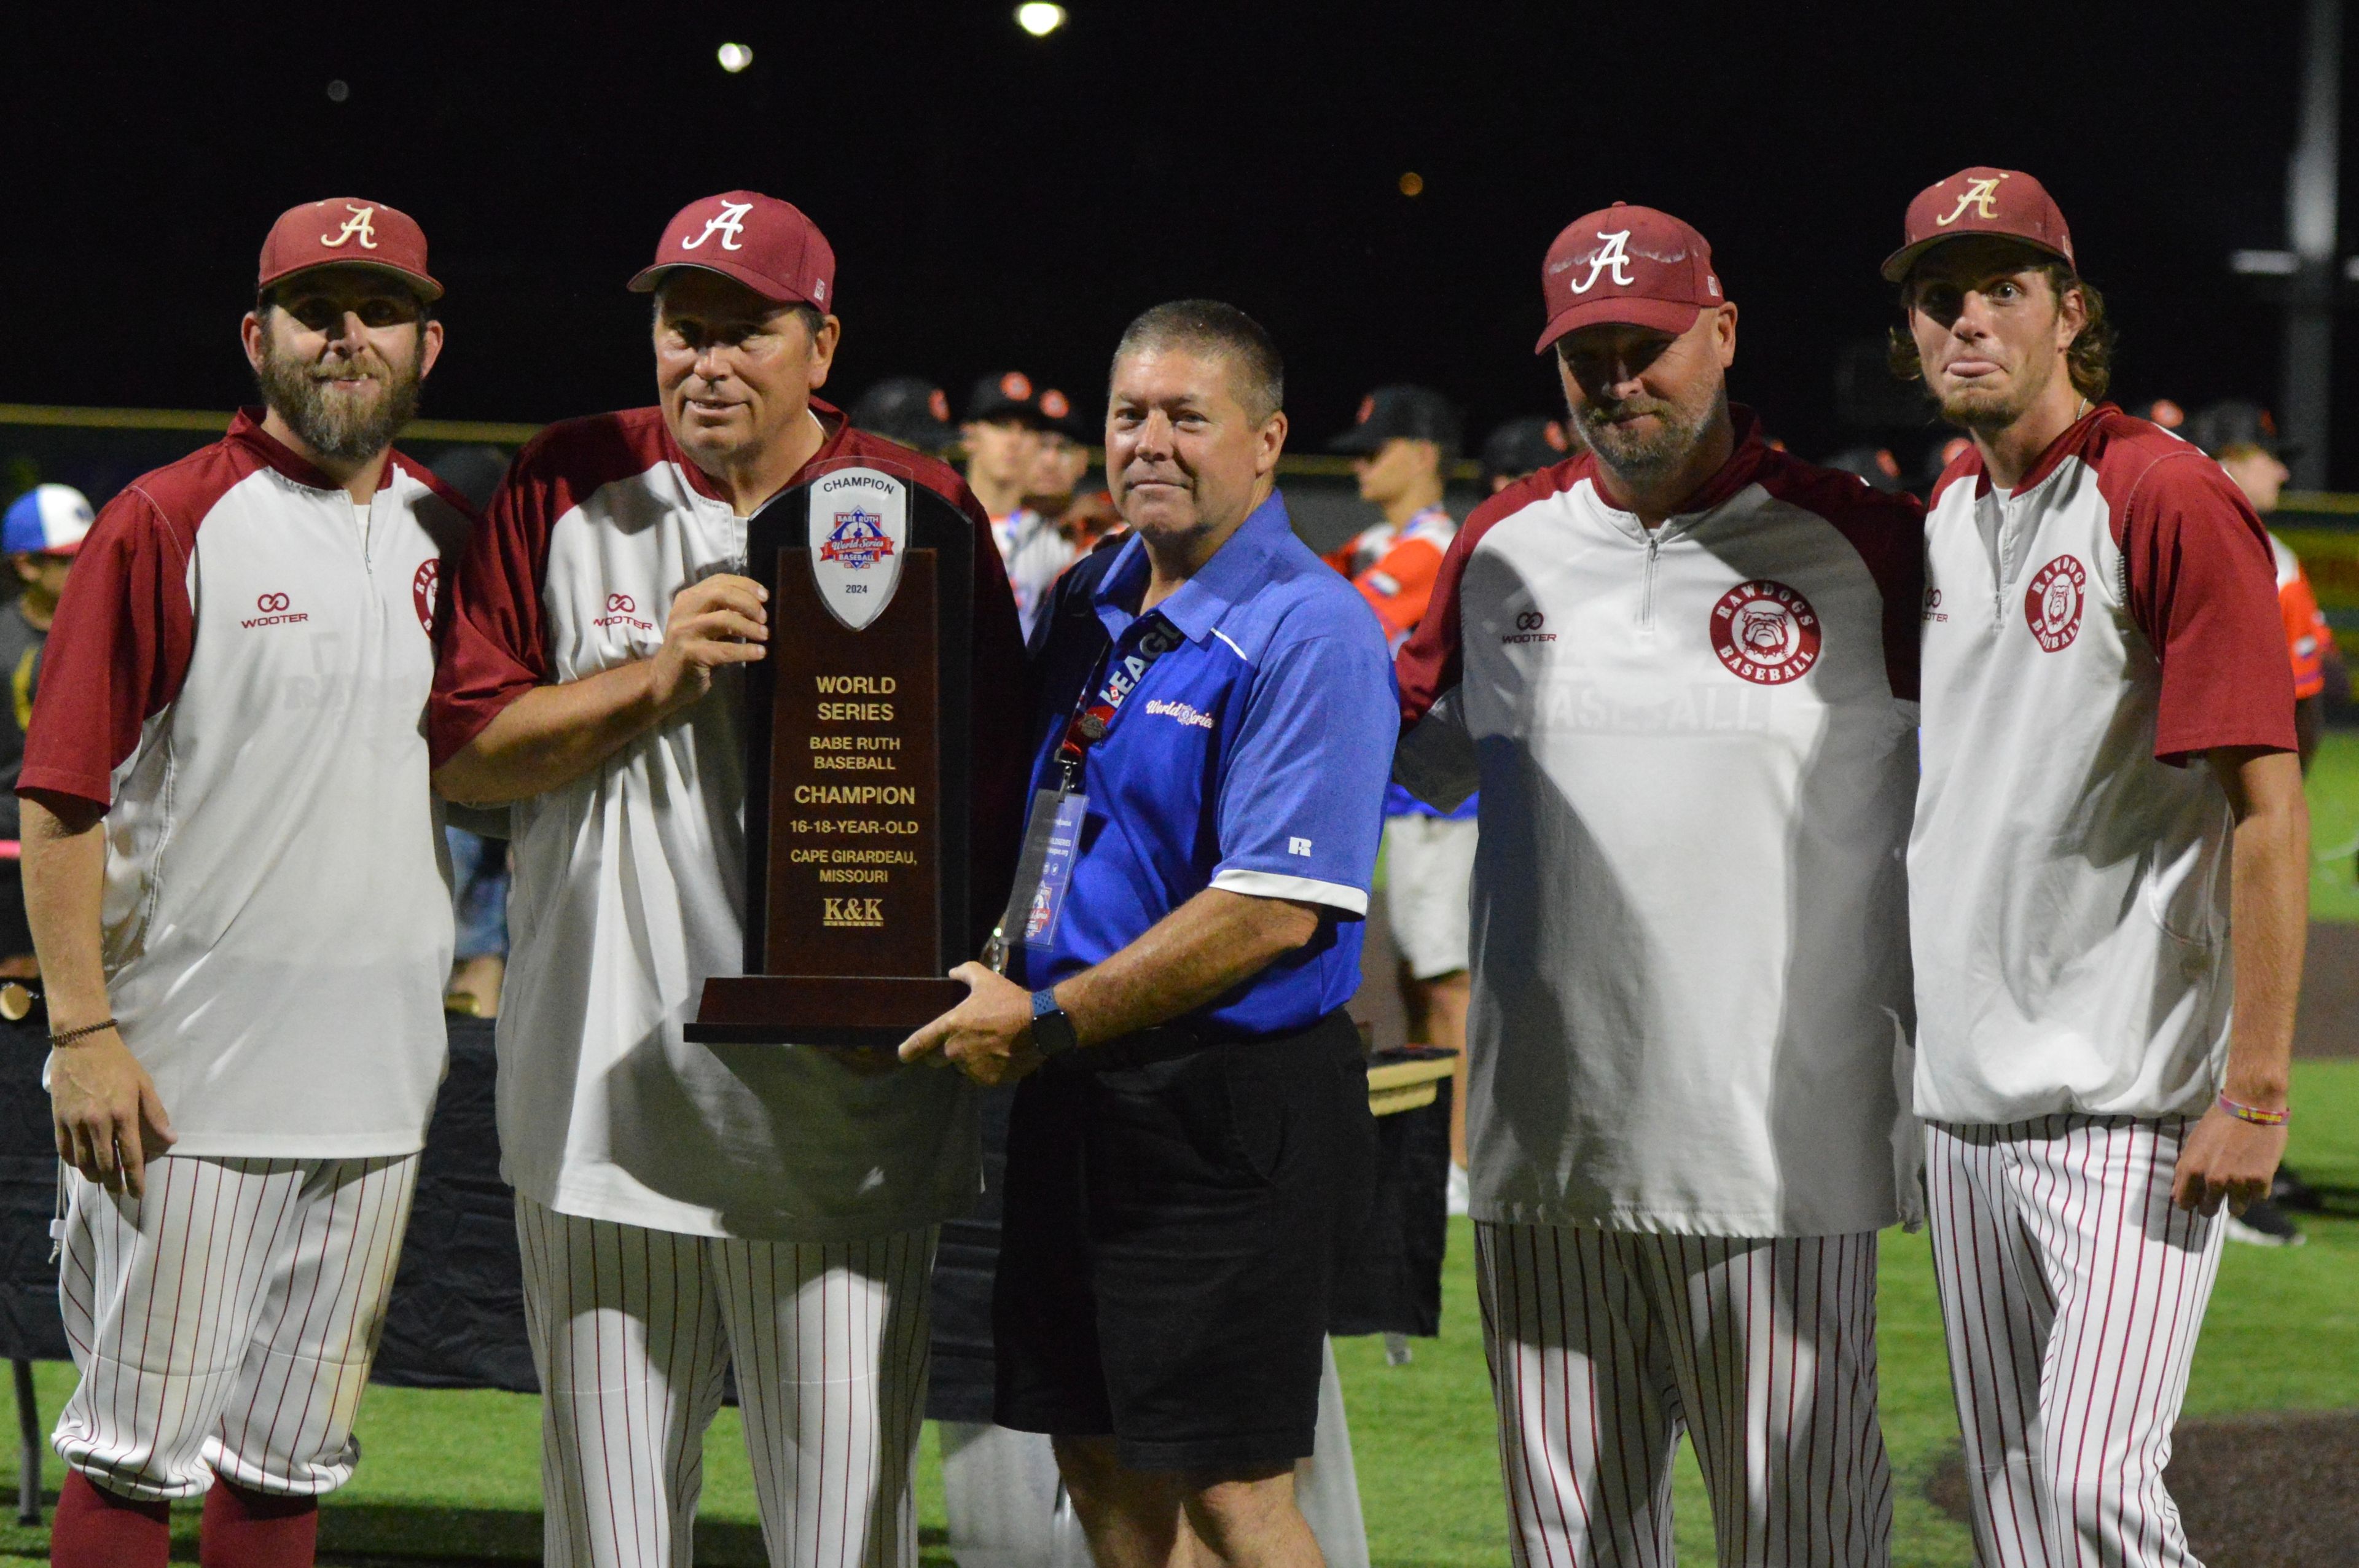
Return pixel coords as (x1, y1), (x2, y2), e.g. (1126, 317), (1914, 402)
(1030, 993), (1076, 1056)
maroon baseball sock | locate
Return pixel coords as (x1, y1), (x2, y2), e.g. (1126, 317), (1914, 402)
(198, 1478), (319, 1568)
(51, 1469), (171, 1568)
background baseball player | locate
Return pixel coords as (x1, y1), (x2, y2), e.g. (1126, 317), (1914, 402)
(20, 198), (467, 1568)
(1476, 416), (1578, 494)
(2188, 398), (2345, 775)
(962, 371), (1079, 639)
(2186, 397), (2339, 1249)
(429, 190), (1029, 1568)
(0, 483), (93, 976)
(1326, 387), (1479, 1204)
(1888, 168), (2307, 1568)
(1395, 203), (1923, 1566)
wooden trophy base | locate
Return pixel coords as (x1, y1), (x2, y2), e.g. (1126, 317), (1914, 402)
(684, 975), (972, 1049)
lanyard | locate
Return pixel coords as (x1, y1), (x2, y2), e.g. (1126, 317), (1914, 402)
(992, 609), (1189, 970)
(1054, 612), (1186, 792)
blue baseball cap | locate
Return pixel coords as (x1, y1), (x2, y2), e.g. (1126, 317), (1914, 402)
(2, 485), (94, 557)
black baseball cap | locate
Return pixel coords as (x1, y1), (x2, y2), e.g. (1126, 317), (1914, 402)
(850, 376), (957, 455)
(2186, 399), (2296, 459)
(1329, 384), (1462, 458)
(964, 369), (1070, 431)
(1480, 416), (1576, 484)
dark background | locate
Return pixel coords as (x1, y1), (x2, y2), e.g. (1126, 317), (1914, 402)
(0, 2), (2342, 478)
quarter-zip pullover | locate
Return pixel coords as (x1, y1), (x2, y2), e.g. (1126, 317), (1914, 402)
(1395, 412), (1924, 1236)
(1912, 405), (2296, 1125)
(20, 411), (470, 1156)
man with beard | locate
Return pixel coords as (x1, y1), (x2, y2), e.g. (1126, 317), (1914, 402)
(1888, 168), (2307, 1568)
(1393, 203), (1922, 1564)
(429, 190), (1028, 1568)
(18, 197), (467, 1568)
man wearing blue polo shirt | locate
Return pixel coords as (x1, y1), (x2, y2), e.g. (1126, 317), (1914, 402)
(902, 300), (1394, 1568)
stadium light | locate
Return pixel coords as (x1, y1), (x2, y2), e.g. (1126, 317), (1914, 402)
(1016, 4), (1068, 37)
(717, 42), (754, 73)
(2231, 249), (2299, 276)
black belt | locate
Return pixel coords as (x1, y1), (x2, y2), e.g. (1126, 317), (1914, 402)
(1052, 1010), (1355, 1074)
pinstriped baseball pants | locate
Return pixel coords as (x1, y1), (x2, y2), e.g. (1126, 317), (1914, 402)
(1476, 1222), (1893, 1567)
(53, 1153), (417, 1500)
(516, 1195), (934, 1568)
(1927, 1116), (2223, 1568)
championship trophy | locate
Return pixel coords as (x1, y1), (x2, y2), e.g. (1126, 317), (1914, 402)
(684, 458), (982, 1048)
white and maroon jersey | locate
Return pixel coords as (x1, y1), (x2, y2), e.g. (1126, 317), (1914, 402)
(1912, 406), (2297, 1126)
(1395, 413), (1923, 1237)
(429, 402), (1030, 1242)
(18, 411), (468, 1157)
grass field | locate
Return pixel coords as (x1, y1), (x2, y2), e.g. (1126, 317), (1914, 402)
(6, 743), (2358, 1564)
(2, 1058), (2351, 1566)
(2304, 729), (2359, 924)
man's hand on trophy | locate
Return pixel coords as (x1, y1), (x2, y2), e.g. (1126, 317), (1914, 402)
(649, 574), (769, 714)
(898, 961), (1044, 1087)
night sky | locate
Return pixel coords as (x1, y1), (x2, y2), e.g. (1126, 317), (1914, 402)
(2, 3), (2344, 478)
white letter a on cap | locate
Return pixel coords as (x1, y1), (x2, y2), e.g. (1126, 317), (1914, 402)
(321, 205), (378, 249)
(682, 201), (753, 252)
(1569, 230), (1633, 294)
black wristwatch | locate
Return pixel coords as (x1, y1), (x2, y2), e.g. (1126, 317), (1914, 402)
(1029, 988), (1079, 1058)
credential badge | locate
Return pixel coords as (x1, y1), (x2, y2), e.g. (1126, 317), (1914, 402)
(808, 467), (910, 631)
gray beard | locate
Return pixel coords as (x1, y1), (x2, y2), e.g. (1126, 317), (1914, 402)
(1578, 388), (1726, 485)
(254, 342), (423, 462)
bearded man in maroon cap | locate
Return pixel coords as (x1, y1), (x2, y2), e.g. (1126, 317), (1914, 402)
(1391, 203), (1924, 1565)
(20, 197), (469, 1568)
(1893, 167), (2306, 1568)
(429, 192), (1028, 1568)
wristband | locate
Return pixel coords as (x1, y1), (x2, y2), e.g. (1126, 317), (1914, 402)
(2217, 1094), (2288, 1128)
(48, 1018), (118, 1048)
(1029, 989), (1079, 1058)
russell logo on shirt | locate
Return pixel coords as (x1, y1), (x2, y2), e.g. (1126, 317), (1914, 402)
(2024, 555), (2087, 652)
(1710, 580), (1820, 684)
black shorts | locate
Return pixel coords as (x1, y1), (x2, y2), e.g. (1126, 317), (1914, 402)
(993, 1010), (1375, 1473)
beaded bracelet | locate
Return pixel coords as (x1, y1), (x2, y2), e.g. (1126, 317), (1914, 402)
(49, 1018), (119, 1049)
(2218, 1093), (2290, 1128)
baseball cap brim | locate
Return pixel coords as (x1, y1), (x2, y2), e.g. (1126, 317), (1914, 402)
(628, 258), (817, 306)
(1879, 232), (2072, 285)
(259, 257), (445, 303)
(1328, 423), (1395, 455)
(1534, 296), (1700, 354)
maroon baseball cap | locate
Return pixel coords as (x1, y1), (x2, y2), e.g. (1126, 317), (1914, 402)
(628, 190), (836, 310)
(1882, 167), (2075, 283)
(1535, 203), (1723, 353)
(257, 198), (442, 301)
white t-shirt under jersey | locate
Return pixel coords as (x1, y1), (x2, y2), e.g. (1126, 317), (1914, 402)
(1395, 412), (1925, 1238)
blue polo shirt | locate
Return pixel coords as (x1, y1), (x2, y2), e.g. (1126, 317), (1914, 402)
(1016, 491), (1396, 1039)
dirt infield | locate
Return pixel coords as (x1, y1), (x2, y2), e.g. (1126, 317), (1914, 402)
(1926, 1410), (2359, 1566)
